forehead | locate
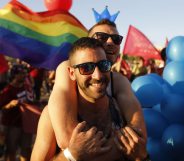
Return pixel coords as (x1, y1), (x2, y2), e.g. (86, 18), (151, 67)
(90, 24), (119, 36)
(73, 47), (107, 64)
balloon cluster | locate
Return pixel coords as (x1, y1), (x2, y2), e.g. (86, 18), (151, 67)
(131, 36), (184, 161)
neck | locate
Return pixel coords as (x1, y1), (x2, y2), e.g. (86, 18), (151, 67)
(77, 92), (111, 137)
(78, 92), (108, 111)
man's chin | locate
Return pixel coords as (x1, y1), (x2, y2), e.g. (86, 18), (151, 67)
(93, 92), (106, 100)
(106, 54), (117, 64)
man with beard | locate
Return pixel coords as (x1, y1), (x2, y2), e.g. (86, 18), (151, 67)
(31, 37), (149, 161)
(47, 19), (147, 160)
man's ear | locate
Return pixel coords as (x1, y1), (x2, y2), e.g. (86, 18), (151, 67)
(67, 66), (76, 81)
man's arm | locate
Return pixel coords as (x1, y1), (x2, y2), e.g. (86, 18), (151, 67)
(113, 72), (147, 140)
(31, 106), (71, 161)
(48, 61), (78, 149)
(113, 72), (147, 160)
(31, 106), (57, 161)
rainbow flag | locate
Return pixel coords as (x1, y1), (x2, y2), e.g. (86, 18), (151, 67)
(0, 1), (87, 70)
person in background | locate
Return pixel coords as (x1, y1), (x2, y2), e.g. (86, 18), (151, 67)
(0, 72), (8, 91)
(29, 67), (45, 101)
(0, 64), (34, 161)
(130, 56), (148, 81)
(157, 47), (166, 76)
(146, 59), (155, 74)
(111, 55), (132, 80)
(0, 55), (9, 91)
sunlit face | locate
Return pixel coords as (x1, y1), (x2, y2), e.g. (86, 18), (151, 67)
(89, 24), (121, 63)
(69, 47), (110, 102)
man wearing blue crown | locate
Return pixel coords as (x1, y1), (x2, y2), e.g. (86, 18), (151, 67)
(31, 7), (150, 161)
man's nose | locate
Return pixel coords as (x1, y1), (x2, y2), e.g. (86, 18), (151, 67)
(91, 66), (103, 79)
(106, 36), (113, 44)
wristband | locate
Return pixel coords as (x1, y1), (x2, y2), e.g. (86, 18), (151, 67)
(63, 148), (77, 161)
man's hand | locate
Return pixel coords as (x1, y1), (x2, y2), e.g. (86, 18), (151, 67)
(114, 126), (147, 161)
(3, 100), (19, 109)
(68, 121), (111, 161)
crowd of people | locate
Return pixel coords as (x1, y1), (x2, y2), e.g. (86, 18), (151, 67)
(113, 52), (165, 82)
(0, 59), (55, 161)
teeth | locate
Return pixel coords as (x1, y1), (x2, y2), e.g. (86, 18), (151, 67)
(91, 82), (103, 87)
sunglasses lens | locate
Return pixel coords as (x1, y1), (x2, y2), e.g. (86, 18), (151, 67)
(79, 63), (95, 75)
(94, 32), (123, 45)
(98, 60), (111, 72)
(111, 35), (123, 45)
(95, 33), (108, 43)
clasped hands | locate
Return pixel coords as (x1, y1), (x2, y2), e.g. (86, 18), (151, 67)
(67, 121), (147, 161)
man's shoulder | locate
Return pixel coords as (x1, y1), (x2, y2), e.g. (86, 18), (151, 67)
(111, 72), (132, 96)
(112, 72), (131, 87)
(112, 72), (128, 81)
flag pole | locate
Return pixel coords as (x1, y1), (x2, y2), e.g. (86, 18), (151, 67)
(116, 25), (132, 72)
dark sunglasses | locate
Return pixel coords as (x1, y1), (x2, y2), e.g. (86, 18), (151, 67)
(92, 32), (123, 45)
(73, 60), (112, 75)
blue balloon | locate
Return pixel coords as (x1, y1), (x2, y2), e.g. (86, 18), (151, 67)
(132, 75), (154, 91)
(143, 108), (169, 139)
(163, 61), (184, 85)
(166, 36), (184, 61)
(166, 58), (172, 65)
(132, 76), (164, 107)
(172, 81), (184, 95)
(152, 104), (161, 112)
(147, 73), (165, 84)
(147, 138), (173, 161)
(161, 81), (173, 95)
(147, 73), (173, 96)
(162, 124), (184, 160)
(161, 93), (184, 124)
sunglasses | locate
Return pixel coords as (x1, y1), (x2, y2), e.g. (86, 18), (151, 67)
(92, 32), (123, 45)
(73, 60), (112, 75)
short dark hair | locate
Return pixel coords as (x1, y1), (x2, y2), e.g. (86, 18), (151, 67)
(69, 37), (104, 65)
(9, 64), (28, 81)
(88, 19), (117, 35)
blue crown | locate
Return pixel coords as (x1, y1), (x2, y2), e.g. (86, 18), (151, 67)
(92, 6), (120, 23)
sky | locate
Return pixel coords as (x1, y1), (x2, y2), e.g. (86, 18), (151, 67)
(1, 0), (184, 50)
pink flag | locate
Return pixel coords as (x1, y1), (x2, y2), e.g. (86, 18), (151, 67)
(0, 55), (9, 73)
(123, 25), (161, 60)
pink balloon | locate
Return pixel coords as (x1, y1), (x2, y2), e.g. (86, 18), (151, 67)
(44, 0), (72, 11)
